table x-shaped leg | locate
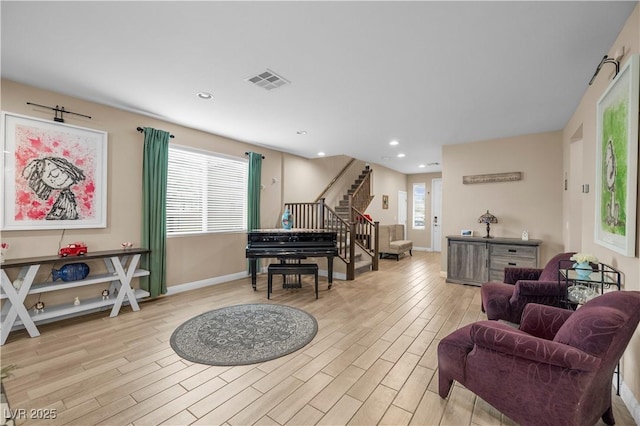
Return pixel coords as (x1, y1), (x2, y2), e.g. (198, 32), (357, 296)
(104, 254), (142, 317)
(1, 265), (41, 344)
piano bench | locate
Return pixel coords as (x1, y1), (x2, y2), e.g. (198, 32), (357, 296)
(268, 263), (319, 300)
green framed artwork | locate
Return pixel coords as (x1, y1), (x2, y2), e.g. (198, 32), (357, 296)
(594, 54), (638, 257)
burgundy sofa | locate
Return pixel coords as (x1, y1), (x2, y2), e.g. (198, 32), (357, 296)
(481, 252), (576, 324)
(438, 291), (640, 425)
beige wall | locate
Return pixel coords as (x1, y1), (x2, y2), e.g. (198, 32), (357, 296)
(0, 79), (287, 298)
(407, 173), (442, 250)
(282, 154), (353, 208)
(442, 130), (564, 270)
(0, 79), (410, 296)
(365, 164), (407, 225)
(563, 4), (640, 405)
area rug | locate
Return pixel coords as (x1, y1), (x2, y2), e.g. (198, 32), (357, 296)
(170, 303), (318, 366)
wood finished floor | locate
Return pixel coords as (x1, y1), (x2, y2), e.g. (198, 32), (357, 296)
(1, 252), (635, 426)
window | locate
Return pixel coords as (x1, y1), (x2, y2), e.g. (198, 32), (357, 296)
(166, 145), (248, 235)
(413, 183), (426, 229)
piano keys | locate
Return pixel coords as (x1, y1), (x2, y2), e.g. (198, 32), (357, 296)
(246, 228), (338, 290)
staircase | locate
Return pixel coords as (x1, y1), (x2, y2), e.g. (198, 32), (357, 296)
(285, 163), (378, 280)
(333, 166), (376, 276)
(334, 166), (375, 221)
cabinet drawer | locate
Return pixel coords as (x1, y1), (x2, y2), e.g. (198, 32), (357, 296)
(490, 255), (537, 270)
(490, 244), (537, 259)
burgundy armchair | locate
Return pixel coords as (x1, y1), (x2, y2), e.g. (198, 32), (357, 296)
(481, 252), (576, 323)
(438, 291), (640, 426)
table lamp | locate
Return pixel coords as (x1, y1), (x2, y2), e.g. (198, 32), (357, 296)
(478, 210), (498, 238)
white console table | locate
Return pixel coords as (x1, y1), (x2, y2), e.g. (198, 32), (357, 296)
(0, 248), (150, 345)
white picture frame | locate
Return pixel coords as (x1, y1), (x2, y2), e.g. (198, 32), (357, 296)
(1, 112), (108, 230)
(594, 55), (638, 257)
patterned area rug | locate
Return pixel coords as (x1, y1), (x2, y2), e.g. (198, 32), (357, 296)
(170, 304), (318, 366)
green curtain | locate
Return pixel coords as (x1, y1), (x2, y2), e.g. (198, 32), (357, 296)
(247, 152), (262, 273)
(141, 127), (170, 298)
(247, 152), (262, 231)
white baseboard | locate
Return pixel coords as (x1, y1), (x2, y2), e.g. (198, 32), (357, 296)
(413, 246), (430, 252)
(165, 271), (248, 295)
(165, 268), (345, 294)
(620, 380), (640, 425)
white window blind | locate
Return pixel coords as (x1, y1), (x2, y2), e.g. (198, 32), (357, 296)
(167, 146), (248, 235)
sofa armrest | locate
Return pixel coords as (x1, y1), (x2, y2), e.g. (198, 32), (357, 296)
(504, 267), (543, 284)
(519, 303), (573, 340)
(470, 321), (600, 372)
(379, 225), (391, 252)
(512, 280), (565, 297)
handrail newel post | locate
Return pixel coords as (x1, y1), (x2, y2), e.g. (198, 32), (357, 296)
(348, 221), (356, 280)
(319, 198), (325, 228)
(373, 221), (379, 271)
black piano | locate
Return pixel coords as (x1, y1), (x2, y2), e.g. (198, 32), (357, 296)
(246, 228), (338, 290)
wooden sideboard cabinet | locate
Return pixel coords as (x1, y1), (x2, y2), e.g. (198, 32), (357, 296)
(446, 236), (541, 286)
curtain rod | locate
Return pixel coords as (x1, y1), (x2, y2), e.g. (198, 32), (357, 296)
(245, 152), (265, 159)
(136, 127), (175, 138)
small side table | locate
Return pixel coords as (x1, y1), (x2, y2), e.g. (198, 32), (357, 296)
(558, 260), (621, 307)
(558, 260), (622, 394)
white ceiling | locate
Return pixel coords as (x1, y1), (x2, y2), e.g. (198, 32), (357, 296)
(1, 1), (637, 174)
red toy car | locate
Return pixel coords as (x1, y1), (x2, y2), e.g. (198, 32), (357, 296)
(59, 242), (88, 257)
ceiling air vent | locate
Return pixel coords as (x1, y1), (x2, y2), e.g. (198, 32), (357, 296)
(246, 69), (290, 91)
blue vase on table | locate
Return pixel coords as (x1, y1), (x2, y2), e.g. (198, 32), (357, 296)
(281, 208), (294, 230)
(573, 261), (592, 279)
(52, 263), (90, 282)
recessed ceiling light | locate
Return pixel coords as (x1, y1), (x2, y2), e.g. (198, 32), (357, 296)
(196, 92), (213, 100)
(389, 140), (399, 146)
(419, 164), (426, 168)
(397, 153), (405, 158)
(317, 152), (325, 156)
(297, 130), (307, 135)
(381, 156), (391, 161)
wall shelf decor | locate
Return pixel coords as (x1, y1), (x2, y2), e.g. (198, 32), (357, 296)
(1, 112), (108, 230)
(462, 172), (522, 185)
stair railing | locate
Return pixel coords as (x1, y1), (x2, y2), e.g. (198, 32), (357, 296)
(353, 206), (379, 272)
(349, 167), (374, 219)
(285, 163), (378, 280)
(284, 199), (353, 271)
(314, 158), (357, 203)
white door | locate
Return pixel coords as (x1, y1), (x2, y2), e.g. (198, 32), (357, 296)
(431, 178), (442, 252)
(398, 190), (407, 238)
